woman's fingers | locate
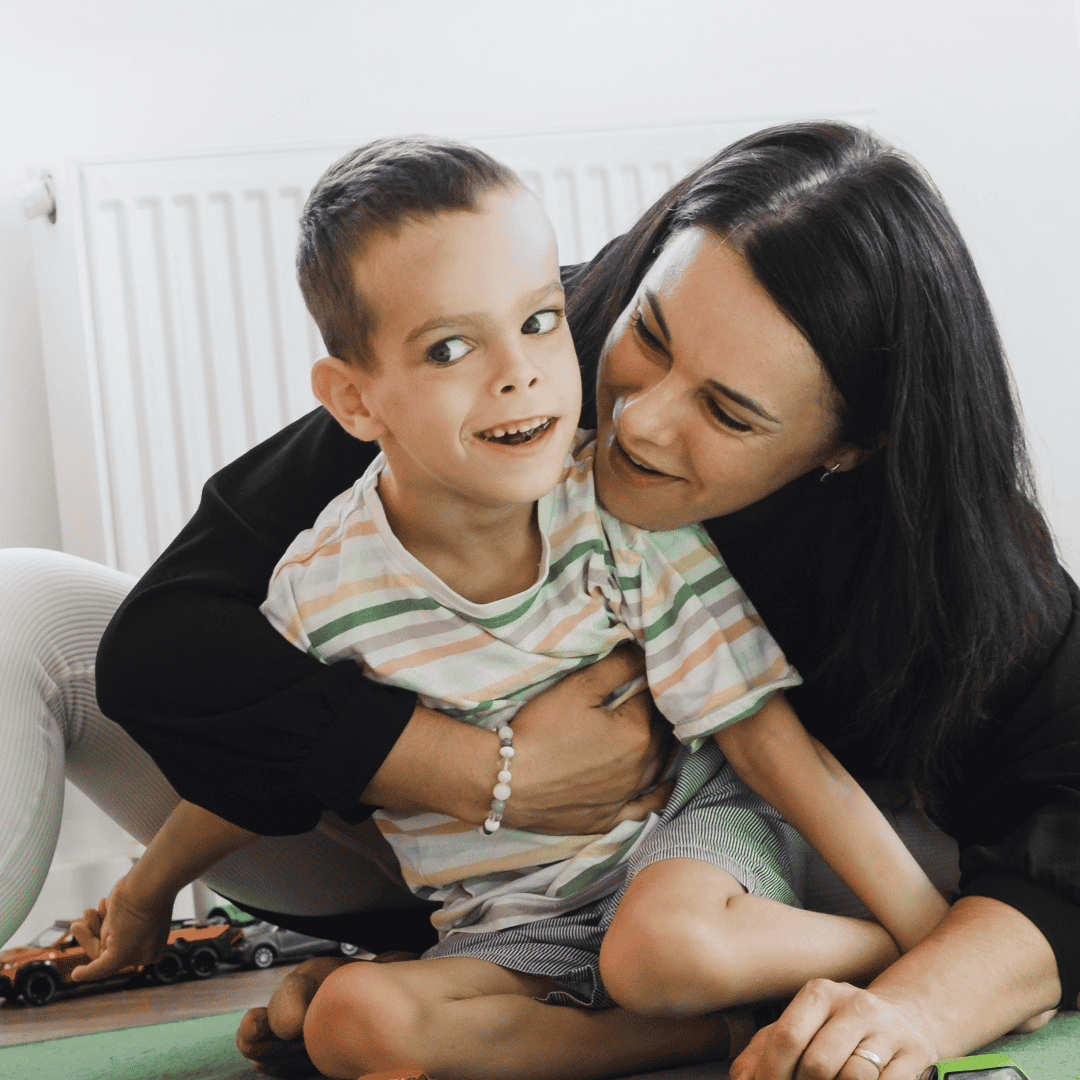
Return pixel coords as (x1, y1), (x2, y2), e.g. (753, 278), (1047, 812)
(505, 644), (671, 834)
(612, 778), (675, 824)
(729, 980), (937, 1080)
(581, 640), (647, 694)
(70, 904), (109, 977)
(729, 1024), (773, 1080)
(744, 980), (842, 1078)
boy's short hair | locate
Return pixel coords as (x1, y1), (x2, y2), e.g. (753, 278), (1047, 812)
(297, 136), (520, 368)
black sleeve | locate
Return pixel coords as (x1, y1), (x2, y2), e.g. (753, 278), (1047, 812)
(943, 573), (1080, 1007)
(96, 408), (417, 835)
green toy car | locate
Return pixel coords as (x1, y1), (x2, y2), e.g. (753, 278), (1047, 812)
(919, 1053), (1031, 1080)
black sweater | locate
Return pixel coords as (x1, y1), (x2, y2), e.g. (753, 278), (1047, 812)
(96, 281), (1080, 1008)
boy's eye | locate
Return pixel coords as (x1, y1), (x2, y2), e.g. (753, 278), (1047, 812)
(427, 337), (470, 365)
(521, 310), (560, 335)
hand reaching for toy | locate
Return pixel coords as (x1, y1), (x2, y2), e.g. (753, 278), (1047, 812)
(69, 800), (258, 983)
(70, 873), (174, 981)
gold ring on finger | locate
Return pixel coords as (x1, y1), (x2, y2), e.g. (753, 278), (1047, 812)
(851, 1047), (885, 1073)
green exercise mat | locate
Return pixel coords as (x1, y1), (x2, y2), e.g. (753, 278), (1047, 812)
(0, 1010), (259, 1080)
(1, 1008), (1077, 1080)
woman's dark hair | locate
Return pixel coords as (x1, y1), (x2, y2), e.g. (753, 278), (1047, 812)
(569, 121), (1060, 797)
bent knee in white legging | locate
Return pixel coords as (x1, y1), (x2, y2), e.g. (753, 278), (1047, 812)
(0, 548), (415, 944)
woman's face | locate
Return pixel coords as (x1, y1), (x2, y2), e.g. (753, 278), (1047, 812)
(594, 227), (858, 530)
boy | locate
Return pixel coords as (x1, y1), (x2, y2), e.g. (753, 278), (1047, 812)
(76, 138), (948, 1080)
(258, 138), (948, 1079)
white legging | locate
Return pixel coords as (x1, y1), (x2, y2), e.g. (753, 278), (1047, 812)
(0, 547), (960, 950)
(0, 547), (425, 949)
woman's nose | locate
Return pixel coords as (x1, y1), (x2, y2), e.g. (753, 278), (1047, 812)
(618, 376), (681, 445)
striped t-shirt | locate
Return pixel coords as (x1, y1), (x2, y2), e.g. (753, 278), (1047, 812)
(262, 431), (801, 936)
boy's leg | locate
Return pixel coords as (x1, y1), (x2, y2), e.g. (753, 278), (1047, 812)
(599, 857), (900, 1018)
(301, 954), (734, 1080)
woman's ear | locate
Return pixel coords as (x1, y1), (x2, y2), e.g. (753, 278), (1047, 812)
(311, 357), (388, 442)
(826, 433), (887, 474)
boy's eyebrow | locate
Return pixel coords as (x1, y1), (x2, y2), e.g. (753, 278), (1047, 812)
(404, 281), (564, 343)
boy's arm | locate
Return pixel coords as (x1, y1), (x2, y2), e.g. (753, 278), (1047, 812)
(714, 693), (950, 952)
(70, 801), (258, 981)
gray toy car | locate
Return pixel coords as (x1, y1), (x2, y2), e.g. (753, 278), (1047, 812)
(207, 907), (367, 969)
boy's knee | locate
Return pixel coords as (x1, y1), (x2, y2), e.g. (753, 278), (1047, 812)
(304, 963), (423, 1077)
(600, 910), (695, 1016)
(601, 901), (746, 1017)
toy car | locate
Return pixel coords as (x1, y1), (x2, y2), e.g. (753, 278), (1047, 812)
(919, 1053), (1031, 1080)
(0, 918), (243, 1005)
(230, 918), (367, 969)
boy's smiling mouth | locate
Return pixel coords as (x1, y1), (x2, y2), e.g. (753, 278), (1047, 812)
(475, 417), (555, 446)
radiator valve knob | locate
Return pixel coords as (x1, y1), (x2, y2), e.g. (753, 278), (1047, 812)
(21, 174), (56, 223)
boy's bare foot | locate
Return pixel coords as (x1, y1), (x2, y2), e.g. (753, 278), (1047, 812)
(236, 1005), (319, 1079)
(236, 953), (420, 1077)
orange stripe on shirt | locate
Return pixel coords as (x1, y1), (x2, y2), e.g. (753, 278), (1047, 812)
(373, 629), (493, 677)
(273, 517), (379, 572)
(647, 616), (762, 698)
(294, 571), (427, 623)
(694, 654), (793, 716)
(530, 595), (613, 653)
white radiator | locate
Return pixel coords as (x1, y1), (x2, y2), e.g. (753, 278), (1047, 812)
(28, 118), (841, 576)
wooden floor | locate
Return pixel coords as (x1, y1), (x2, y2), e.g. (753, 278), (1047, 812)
(0, 960), (301, 1047)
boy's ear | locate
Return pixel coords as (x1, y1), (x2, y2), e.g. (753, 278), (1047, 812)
(311, 356), (388, 442)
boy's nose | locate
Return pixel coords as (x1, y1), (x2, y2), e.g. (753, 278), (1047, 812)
(500, 374), (539, 394)
(492, 342), (541, 394)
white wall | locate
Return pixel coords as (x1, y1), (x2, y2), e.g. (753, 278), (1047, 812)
(1, 0), (1079, 560)
(2, 0), (1080, 937)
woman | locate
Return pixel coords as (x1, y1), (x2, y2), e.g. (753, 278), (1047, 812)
(2, 122), (1076, 1079)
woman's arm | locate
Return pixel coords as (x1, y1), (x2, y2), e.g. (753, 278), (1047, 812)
(715, 695), (949, 953)
(731, 895), (1061, 1080)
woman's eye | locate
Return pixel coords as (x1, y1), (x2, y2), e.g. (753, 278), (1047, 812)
(427, 337), (470, 365)
(522, 310), (560, 335)
(706, 398), (753, 433)
(630, 311), (665, 354)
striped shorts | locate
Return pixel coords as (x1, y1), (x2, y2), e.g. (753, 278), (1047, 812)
(423, 741), (805, 1008)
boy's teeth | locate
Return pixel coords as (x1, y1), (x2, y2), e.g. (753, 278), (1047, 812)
(480, 418), (553, 444)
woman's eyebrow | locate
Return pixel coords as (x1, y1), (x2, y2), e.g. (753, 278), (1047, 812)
(704, 379), (781, 424)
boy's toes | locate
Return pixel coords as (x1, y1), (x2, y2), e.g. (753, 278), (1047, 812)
(236, 1007), (318, 1078)
(267, 956), (352, 1040)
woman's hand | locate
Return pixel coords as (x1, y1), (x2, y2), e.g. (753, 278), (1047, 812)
(503, 645), (675, 834)
(69, 873), (174, 982)
(730, 980), (937, 1080)
(362, 643), (675, 834)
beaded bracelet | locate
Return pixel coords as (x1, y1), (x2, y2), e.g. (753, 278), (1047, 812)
(481, 724), (515, 835)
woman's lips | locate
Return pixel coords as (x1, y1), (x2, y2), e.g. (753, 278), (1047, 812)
(607, 435), (678, 485)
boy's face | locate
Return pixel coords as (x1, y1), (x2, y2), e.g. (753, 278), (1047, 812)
(345, 186), (581, 513)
